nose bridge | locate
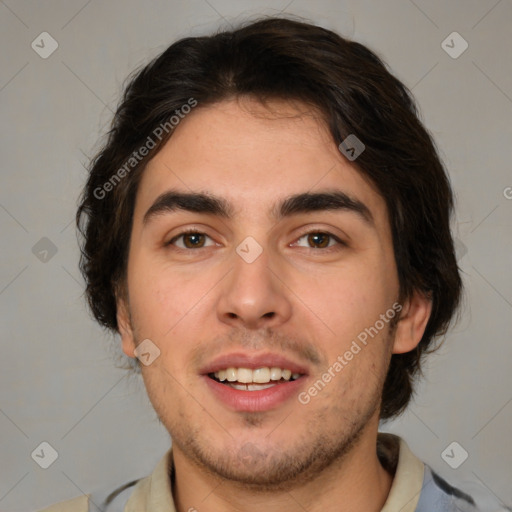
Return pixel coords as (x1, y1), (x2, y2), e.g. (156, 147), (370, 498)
(216, 238), (292, 328)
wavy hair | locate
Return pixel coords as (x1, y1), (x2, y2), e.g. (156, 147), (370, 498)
(76, 17), (463, 420)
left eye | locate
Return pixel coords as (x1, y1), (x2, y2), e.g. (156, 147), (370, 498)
(293, 232), (343, 249)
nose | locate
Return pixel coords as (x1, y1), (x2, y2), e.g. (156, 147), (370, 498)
(216, 246), (293, 330)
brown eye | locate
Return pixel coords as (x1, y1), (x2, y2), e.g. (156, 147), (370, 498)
(168, 231), (214, 249)
(294, 231), (343, 250)
(182, 233), (206, 248)
(307, 233), (330, 248)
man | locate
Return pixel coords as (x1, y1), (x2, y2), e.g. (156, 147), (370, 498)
(43, 16), (482, 512)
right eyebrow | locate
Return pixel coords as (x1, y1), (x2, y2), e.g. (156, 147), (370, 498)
(143, 190), (234, 226)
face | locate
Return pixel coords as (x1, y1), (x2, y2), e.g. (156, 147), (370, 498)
(117, 97), (431, 489)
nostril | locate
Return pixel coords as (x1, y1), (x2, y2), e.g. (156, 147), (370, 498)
(263, 312), (275, 319)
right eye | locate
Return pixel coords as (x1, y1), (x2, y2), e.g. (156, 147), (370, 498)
(166, 230), (216, 249)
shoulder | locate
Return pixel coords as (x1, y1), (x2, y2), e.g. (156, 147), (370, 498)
(416, 465), (479, 511)
(38, 494), (89, 512)
(35, 449), (171, 512)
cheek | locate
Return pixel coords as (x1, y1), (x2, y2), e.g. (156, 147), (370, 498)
(298, 266), (379, 328)
(128, 262), (217, 370)
(128, 255), (203, 331)
(294, 258), (396, 364)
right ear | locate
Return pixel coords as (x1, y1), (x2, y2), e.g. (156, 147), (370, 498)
(116, 294), (136, 358)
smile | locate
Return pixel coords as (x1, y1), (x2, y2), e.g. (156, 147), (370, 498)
(209, 367), (302, 391)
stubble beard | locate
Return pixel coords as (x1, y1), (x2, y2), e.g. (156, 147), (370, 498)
(137, 319), (396, 493)
(161, 382), (383, 493)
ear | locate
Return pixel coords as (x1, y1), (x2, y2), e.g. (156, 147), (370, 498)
(116, 295), (136, 358)
(392, 290), (433, 354)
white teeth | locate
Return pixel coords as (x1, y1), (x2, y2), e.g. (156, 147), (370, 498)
(226, 367), (237, 382)
(269, 367), (282, 380)
(226, 382), (277, 391)
(229, 383), (251, 391)
(247, 383), (275, 391)
(237, 368), (253, 383)
(253, 367), (270, 383)
(213, 367), (302, 384)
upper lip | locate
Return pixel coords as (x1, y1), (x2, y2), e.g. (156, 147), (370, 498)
(199, 352), (310, 376)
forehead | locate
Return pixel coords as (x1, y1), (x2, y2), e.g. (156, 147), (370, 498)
(134, 97), (388, 228)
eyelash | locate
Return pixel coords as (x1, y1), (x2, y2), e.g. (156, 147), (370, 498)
(166, 228), (347, 252)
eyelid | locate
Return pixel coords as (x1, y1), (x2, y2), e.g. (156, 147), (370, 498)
(291, 229), (347, 250)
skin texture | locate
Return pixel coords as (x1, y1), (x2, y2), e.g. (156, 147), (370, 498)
(117, 97), (432, 512)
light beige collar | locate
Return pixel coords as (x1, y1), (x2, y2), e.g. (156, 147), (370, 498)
(125, 433), (424, 512)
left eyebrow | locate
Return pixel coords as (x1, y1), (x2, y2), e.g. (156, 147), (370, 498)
(274, 190), (374, 226)
(142, 189), (374, 227)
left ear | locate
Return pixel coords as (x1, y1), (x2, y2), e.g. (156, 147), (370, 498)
(392, 290), (433, 354)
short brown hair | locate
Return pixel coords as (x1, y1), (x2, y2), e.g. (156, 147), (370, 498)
(76, 17), (463, 420)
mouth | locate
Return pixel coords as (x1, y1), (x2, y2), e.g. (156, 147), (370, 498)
(208, 366), (304, 391)
(200, 353), (309, 412)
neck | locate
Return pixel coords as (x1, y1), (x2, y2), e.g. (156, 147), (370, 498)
(171, 420), (394, 512)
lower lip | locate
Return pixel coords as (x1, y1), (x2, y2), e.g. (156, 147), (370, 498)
(203, 375), (306, 412)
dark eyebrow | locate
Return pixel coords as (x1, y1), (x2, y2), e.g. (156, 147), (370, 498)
(143, 189), (374, 226)
(273, 191), (374, 226)
(143, 191), (234, 225)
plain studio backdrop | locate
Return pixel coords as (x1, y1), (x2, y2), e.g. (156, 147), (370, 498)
(0, 1), (511, 510)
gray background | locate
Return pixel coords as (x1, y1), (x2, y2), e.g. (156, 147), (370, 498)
(1, 0), (511, 510)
